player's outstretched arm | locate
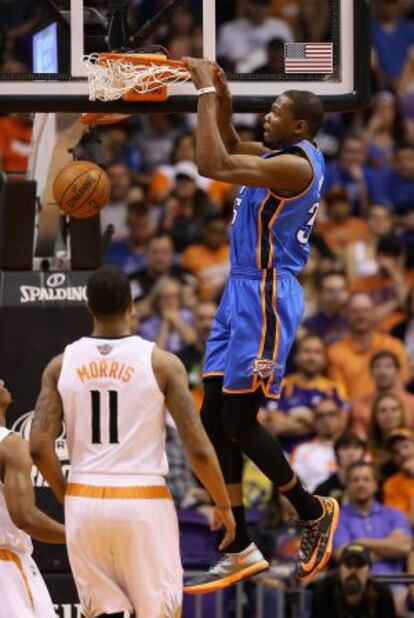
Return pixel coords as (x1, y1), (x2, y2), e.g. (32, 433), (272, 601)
(185, 58), (313, 194)
(213, 63), (269, 157)
(2, 434), (65, 544)
(30, 355), (66, 504)
(153, 348), (235, 550)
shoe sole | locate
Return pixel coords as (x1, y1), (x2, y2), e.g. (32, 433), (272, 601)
(298, 498), (340, 585)
(184, 559), (270, 595)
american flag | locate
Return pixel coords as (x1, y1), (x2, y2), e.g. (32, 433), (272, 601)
(285, 42), (333, 74)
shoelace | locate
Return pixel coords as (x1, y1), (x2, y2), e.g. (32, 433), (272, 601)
(208, 555), (231, 574)
(289, 519), (319, 559)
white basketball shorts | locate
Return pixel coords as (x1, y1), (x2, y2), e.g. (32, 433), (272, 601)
(64, 483), (183, 618)
(0, 549), (57, 617)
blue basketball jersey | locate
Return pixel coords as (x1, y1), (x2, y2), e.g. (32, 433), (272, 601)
(230, 140), (325, 273)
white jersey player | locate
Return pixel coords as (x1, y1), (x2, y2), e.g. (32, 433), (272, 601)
(30, 266), (235, 618)
(0, 381), (65, 617)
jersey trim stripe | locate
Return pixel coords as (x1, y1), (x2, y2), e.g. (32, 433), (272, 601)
(266, 144), (316, 202)
(65, 483), (172, 500)
(0, 549), (34, 608)
(257, 193), (283, 269)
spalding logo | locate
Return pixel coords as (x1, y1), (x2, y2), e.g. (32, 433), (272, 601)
(46, 273), (66, 288)
(12, 411), (71, 486)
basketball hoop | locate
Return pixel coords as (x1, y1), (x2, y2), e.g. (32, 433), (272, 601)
(81, 52), (191, 104)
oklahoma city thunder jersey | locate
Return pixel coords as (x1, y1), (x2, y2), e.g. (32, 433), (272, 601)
(231, 140), (325, 273)
(204, 140), (325, 398)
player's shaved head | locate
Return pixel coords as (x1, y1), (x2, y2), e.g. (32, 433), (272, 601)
(87, 266), (132, 317)
(283, 90), (324, 138)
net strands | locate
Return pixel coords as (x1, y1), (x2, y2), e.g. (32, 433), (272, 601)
(81, 53), (191, 102)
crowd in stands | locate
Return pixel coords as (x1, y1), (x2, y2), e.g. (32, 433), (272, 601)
(5, 0), (414, 615)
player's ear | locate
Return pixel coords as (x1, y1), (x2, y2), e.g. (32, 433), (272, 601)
(294, 119), (307, 136)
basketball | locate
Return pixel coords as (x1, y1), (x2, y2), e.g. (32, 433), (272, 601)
(53, 160), (110, 218)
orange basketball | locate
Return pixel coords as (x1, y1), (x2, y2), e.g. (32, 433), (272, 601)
(53, 160), (110, 218)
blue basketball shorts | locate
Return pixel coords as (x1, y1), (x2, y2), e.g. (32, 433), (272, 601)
(203, 267), (304, 398)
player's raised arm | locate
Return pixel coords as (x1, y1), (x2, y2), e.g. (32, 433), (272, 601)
(2, 434), (65, 544)
(30, 354), (66, 503)
(184, 58), (317, 194)
(213, 63), (269, 157)
(153, 348), (235, 550)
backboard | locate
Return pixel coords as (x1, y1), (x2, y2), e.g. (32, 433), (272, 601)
(0, 0), (370, 114)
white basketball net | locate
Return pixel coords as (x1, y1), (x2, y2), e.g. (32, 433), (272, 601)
(81, 53), (190, 102)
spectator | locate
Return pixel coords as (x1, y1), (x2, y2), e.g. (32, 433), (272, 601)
(100, 162), (134, 239)
(181, 215), (230, 301)
(149, 133), (230, 208)
(255, 37), (286, 73)
(130, 233), (194, 318)
(349, 234), (413, 332)
(368, 393), (408, 478)
(263, 335), (347, 453)
(130, 115), (180, 172)
(315, 433), (367, 505)
(351, 351), (414, 439)
(371, 0), (414, 86)
(327, 293), (410, 400)
(149, 132), (197, 204)
(178, 301), (217, 410)
(161, 162), (214, 252)
(365, 91), (406, 170)
(166, 416), (196, 508)
(217, 0), (293, 72)
(317, 189), (371, 259)
(290, 398), (343, 492)
(333, 461), (411, 612)
(344, 204), (394, 280)
(294, 0), (332, 43)
(311, 543), (397, 618)
(105, 201), (155, 275)
(384, 428), (414, 523)
(0, 113), (32, 173)
(138, 276), (196, 353)
(303, 272), (350, 344)
(322, 134), (387, 215)
(392, 286), (414, 380)
(383, 143), (414, 217)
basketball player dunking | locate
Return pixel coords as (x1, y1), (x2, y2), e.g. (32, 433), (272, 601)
(0, 381), (65, 617)
(29, 266), (235, 618)
(183, 58), (339, 593)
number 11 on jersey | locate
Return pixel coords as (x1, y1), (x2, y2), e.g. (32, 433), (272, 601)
(90, 390), (119, 444)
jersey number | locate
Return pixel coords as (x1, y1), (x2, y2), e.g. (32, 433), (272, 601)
(296, 202), (319, 245)
(90, 390), (119, 444)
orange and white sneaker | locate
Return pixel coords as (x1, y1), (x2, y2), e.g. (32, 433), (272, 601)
(184, 543), (269, 595)
(295, 496), (340, 584)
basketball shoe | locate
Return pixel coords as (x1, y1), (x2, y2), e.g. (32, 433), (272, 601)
(295, 496), (340, 583)
(184, 542), (269, 595)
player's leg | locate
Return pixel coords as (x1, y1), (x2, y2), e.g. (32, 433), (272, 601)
(220, 273), (338, 583)
(200, 376), (249, 553)
(200, 282), (251, 553)
(185, 282), (270, 594)
(65, 493), (133, 617)
(190, 273), (338, 589)
(113, 495), (183, 618)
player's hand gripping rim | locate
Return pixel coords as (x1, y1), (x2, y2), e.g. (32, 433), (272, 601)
(211, 505), (236, 551)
